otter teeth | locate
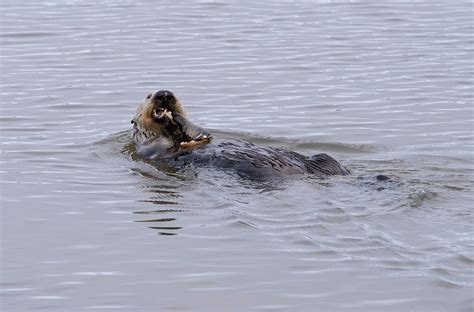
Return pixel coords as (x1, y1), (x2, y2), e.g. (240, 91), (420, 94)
(153, 108), (167, 119)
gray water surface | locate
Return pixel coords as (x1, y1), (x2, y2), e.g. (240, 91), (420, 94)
(1, 1), (473, 311)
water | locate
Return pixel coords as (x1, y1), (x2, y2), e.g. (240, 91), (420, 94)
(1, 1), (473, 311)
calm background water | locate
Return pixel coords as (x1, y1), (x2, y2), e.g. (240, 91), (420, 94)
(1, 1), (473, 311)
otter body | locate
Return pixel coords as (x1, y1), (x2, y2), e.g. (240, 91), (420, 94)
(131, 90), (349, 178)
(169, 138), (349, 178)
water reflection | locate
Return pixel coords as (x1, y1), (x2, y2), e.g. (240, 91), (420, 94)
(134, 204), (183, 236)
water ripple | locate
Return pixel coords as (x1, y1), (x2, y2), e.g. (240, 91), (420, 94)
(1, 1), (473, 311)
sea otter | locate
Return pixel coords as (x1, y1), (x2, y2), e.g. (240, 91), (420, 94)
(131, 90), (211, 158)
(131, 90), (350, 179)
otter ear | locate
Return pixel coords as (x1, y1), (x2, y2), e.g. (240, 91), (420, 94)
(131, 119), (136, 125)
(146, 93), (152, 99)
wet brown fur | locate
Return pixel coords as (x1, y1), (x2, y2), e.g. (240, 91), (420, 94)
(133, 91), (186, 136)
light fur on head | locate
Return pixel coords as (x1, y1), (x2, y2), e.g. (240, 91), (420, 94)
(132, 90), (187, 135)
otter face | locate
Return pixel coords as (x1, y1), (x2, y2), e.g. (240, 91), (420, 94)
(132, 90), (186, 134)
(149, 90), (184, 122)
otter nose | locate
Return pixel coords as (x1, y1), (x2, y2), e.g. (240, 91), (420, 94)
(154, 90), (173, 103)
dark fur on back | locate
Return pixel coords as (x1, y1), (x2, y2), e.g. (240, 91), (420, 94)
(168, 138), (349, 179)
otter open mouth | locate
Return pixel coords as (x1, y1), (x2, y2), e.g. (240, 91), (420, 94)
(152, 107), (168, 121)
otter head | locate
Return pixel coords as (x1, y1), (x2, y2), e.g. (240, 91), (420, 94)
(149, 90), (186, 122)
(132, 90), (186, 134)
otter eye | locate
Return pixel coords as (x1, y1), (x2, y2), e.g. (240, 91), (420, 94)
(146, 93), (152, 99)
